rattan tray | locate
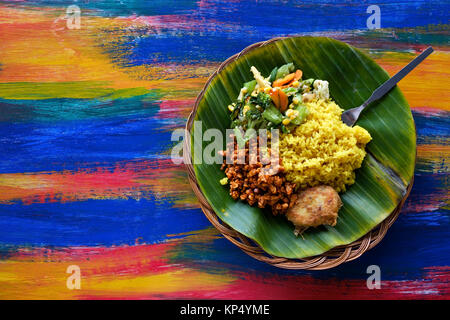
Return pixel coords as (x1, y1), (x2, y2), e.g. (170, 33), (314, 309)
(183, 37), (414, 270)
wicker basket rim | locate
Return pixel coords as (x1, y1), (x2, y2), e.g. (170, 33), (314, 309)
(182, 36), (415, 270)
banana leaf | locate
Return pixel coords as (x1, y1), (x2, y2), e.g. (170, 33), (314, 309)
(191, 36), (415, 259)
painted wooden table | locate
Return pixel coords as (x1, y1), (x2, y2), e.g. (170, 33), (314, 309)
(0, 1), (448, 299)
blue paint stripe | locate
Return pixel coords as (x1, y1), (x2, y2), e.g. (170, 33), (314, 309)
(105, 1), (449, 64)
(0, 111), (178, 173)
(165, 208), (450, 280)
(0, 199), (209, 247)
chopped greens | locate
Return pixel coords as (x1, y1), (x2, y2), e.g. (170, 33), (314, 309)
(243, 80), (257, 93)
(269, 67), (278, 83)
(275, 62), (295, 80)
(234, 127), (246, 148)
(262, 105), (283, 125)
(250, 92), (271, 109)
(227, 63), (331, 144)
(245, 105), (263, 130)
(281, 87), (298, 96)
(290, 105), (309, 126)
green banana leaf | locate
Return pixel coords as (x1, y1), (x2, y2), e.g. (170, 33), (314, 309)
(191, 36), (415, 259)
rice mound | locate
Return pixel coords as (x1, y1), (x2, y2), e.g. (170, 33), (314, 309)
(279, 99), (372, 193)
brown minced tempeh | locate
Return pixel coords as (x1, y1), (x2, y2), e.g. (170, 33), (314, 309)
(220, 136), (297, 215)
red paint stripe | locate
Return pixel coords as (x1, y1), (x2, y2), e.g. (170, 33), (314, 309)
(79, 267), (450, 300)
(11, 242), (178, 276)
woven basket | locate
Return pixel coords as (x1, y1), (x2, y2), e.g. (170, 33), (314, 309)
(183, 37), (414, 270)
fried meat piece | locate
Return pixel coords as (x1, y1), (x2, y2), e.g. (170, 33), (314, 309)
(286, 185), (342, 233)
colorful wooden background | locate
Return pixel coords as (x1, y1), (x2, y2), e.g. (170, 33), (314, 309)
(0, 0), (448, 299)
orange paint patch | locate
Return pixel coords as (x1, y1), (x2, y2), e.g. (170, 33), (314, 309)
(417, 144), (450, 174)
(0, 243), (233, 299)
(377, 50), (450, 111)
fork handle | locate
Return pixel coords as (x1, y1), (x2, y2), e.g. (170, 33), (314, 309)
(364, 46), (434, 107)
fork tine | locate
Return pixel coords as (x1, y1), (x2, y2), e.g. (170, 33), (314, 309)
(341, 109), (357, 127)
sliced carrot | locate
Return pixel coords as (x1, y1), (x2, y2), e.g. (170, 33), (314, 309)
(278, 89), (288, 112)
(293, 69), (303, 81)
(282, 69), (303, 88)
(272, 72), (296, 88)
(269, 88), (280, 107)
(269, 88), (288, 112)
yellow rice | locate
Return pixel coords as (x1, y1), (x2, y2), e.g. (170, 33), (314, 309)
(279, 99), (372, 193)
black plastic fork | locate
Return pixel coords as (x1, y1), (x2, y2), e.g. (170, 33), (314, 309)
(341, 46), (434, 127)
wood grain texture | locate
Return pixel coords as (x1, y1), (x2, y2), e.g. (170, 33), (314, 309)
(0, 0), (448, 299)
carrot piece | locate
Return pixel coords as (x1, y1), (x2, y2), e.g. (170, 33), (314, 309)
(293, 69), (303, 81)
(272, 73), (296, 87)
(269, 88), (288, 112)
(278, 89), (289, 112)
(269, 88), (280, 108)
(281, 69), (303, 88)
